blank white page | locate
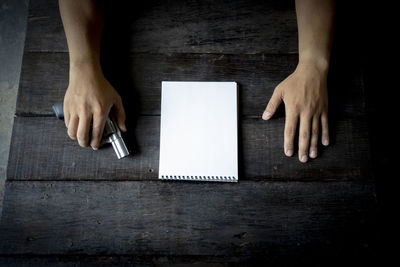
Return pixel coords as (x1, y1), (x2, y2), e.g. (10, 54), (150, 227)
(159, 81), (238, 182)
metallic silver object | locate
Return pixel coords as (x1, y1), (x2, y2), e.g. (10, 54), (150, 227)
(100, 117), (129, 159)
(52, 101), (129, 159)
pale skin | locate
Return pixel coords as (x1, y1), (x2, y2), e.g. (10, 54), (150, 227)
(262, 0), (334, 163)
(59, 0), (126, 150)
(60, 0), (334, 162)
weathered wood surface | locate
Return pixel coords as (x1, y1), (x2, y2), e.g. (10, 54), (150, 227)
(0, 252), (379, 267)
(0, 181), (376, 258)
(25, 0), (297, 54)
(16, 52), (365, 118)
(6, 115), (371, 181)
(1, 0), (377, 263)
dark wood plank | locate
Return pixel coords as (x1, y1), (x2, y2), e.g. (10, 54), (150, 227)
(0, 256), (256, 266)
(16, 52), (365, 118)
(7, 116), (158, 181)
(1, 0), (377, 264)
(25, 0), (298, 54)
(16, 52), (297, 116)
(0, 252), (380, 266)
(0, 255), (249, 266)
(0, 180), (377, 261)
(6, 115), (372, 181)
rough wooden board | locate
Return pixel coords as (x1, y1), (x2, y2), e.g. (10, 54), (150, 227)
(0, 251), (379, 267)
(6, 116), (158, 181)
(0, 256), (235, 267)
(6, 115), (372, 181)
(1, 0), (378, 264)
(15, 52), (364, 118)
(25, 0), (297, 54)
(16, 52), (296, 116)
(0, 181), (377, 258)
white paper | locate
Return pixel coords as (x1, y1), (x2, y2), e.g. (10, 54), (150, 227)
(159, 81), (238, 182)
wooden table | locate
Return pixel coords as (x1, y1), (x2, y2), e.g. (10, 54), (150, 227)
(0, 0), (377, 265)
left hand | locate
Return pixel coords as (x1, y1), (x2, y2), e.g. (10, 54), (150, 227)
(262, 62), (330, 163)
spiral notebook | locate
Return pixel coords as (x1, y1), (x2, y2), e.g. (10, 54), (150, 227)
(159, 81), (238, 182)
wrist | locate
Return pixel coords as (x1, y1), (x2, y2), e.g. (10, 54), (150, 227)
(295, 57), (330, 81)
(298, 53), (330, 74)
(69, 57), (103, 79)
(70, 54), (101, 69)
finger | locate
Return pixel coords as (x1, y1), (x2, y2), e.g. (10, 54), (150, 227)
(64, 102), (70, 128)
(321, 112), (329, 146)
(298, 114), (311, 163)
(284, 112), (298, 157)
(64, 112), (70, 128)
(113, 96), (127, 132)
(67, 115), (79, 140)
(90, 111), (107, 150)
(262, 87), (282, 120)
(309, 116), (319, 159)
(76, 113), (91, 147)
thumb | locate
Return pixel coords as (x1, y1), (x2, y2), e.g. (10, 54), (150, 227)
(113, 96), (127, 132)
(262, 87), (282, 120)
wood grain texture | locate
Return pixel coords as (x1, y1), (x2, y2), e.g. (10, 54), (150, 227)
(16, 52), (365, 119)
(6, 116), (372, 181)
(1, 0), (377, 263)
(0, 181), (377, 260)
(0, 252), (379, 266)
(25, 0), (298, 54)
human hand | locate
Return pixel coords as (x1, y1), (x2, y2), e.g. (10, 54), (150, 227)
(64, 63), (126, 150)
(262, 62), (329, 163)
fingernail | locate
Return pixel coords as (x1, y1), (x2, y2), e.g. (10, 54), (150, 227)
(262, 111), (271, 120)
(310, 150), (317, 158)
(121, 124), (127, 132)
(92, 146), (98, 151)
(322, 139), (329, 146)
(286, 149), (293, 156)
(300, 155), (308, 163)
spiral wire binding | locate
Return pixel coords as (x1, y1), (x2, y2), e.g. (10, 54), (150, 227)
(159, 175), (237, 182)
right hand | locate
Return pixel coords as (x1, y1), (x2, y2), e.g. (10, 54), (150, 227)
(64, 63), (126, 150)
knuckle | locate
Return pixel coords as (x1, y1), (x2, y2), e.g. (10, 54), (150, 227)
(301, 110), (313, 119)
(306, 102), (317, 112)
(92, 123), (104, 132)
(311, 128), (319, 136)
(285, 126), (296, 136)
(92, 102), (106, 115)
(300, 130), (309, 139)
(311, 136), (318, 145)
(91, 129), (102, 140)
(293, 103), (302, 113)
(79, 104), (89, 113)
(268, 97), (278, 108)
(267, 102), (275, 112)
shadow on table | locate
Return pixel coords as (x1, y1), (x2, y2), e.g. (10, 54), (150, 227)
(100, 2), (149, 155)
